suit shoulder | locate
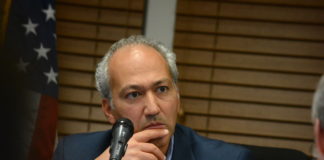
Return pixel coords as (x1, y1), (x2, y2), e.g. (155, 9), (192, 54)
(175, 124), (252, 160)
(54, 130), (111, 160)
(61, 130), (110, 148)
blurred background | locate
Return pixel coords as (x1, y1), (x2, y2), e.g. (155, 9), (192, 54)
(2, 0), (324, 158)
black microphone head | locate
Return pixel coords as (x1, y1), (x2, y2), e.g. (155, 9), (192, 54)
(110, 118), (134, 160)
(112, 118), (134, 135)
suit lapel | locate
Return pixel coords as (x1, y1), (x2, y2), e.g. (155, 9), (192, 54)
(171, 125), (195, 160)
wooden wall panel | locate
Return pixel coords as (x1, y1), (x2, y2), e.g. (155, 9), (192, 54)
(219, 3), (324, 23)
(178, 82), (211, 98)
(177, 1), (219, 16)
(209, 101), (311, 123)
(56, 0), (145, 141)
(211, 85), (312, 106)
(59, 70), (93, 87)
(58, 120), (88, 135)
(89, 123), (112, 132)
(211, 68), (319, 90)
(175, 0), (324, 156)
(175, 49), (214, 65)
(89, 107), (106, 122)
(181, 98), (209, 114)
(57, 38), (96, 55)
(57, 21), (97, 39)
(208, 117), (312, 139)
(58, 54), (95, 71)
(56, 4), (98, 22)
(216, 36), (324, 58)
(218, 19), (324, 41)
(56, 0), (99, 6)
(213, 52), (324, 74)
(225, 0), (324, 7)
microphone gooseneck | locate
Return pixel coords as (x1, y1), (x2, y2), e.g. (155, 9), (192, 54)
(109, 118), (134, 160)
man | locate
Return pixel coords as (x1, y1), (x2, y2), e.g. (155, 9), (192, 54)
(54, 35), (253, 160)
(312, 75), (324, 160)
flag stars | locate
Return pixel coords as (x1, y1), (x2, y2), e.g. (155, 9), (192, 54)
(44, 67), (58, 84)
(34, 43), (51, 60)
(42, 4), (55, 21)
(17, 58), (29, 73)
(22, 18), (38, 35)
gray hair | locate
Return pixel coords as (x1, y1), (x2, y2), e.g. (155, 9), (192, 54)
(312, 75), (324, 128)
(95, 35), (178, 100)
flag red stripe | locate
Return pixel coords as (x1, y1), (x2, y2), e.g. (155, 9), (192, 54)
(28, 95), (58, 160)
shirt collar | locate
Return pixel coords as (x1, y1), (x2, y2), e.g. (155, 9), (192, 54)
(166, 135), (174, 160)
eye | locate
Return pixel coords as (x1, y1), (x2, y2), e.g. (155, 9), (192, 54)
(125, 92), (142, 99)
(156, 86), (169, 93)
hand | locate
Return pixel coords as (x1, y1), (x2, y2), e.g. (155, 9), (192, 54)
(95, 129), (168, 160)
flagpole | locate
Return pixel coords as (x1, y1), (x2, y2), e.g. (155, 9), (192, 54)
(0, 0), (13, 47)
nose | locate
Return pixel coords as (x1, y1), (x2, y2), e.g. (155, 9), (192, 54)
(144, 91), (160, 118)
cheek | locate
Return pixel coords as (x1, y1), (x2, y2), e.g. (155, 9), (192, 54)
(163, 98), (179, 119)
(114, 106), (143, 131)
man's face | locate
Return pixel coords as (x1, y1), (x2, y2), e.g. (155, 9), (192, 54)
(103, 44), (180, 153)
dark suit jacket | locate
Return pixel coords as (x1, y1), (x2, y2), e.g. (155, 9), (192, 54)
(53, 124), (253, 160)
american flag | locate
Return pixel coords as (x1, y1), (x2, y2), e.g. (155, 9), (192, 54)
(4, 0), (58, 159)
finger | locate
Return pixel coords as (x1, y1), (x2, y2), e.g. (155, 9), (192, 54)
(133, 129), (169, 142)
(126, 143), (165, 160)
(139, 143), (166, 160)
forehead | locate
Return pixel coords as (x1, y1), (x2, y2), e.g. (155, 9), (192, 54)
(108, 44), (171, 85)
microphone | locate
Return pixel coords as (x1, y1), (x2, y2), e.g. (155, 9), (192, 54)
(109, 118), (134, 160)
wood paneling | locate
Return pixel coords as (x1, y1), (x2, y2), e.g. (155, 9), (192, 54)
(211, 68), (319, 90)
(211, 84), (312, 106)
(216, 36), (324, 58)
(213, 52), (324, 74)
(208, 117), (313, 139)
(181, 98), (209, 114)
(58, 103), (90, 120)
(57, 38), (96, 55)
(57, 21), (97, 39)
(59, 70), (93, 87)
(58, 54), (95, 71)
(209, 101), (311, 123)
(175, 49), (214, 65)
(177, 1), (219, 17)
(58, 120), (88, 134)
(56, 0), (145, 138)
(57, 4), (98, 22)
(175, 0), (324, 156)
(218, 19), (324, 41)
(59, 87), (92, 104)
(225, 0), (324, 7)
(220, 3), (324, 23)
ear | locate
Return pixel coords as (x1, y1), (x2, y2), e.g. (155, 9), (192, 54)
(101, 98), (116, 124)
(315, 119), (324, 156)
(176, 91), (185, 122)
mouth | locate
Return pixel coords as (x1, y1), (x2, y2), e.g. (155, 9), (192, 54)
(144, 122), (167, 130)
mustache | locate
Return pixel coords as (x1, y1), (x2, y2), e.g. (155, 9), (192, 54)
(147, 114), (158, 121)
(142, 115), (166, 128)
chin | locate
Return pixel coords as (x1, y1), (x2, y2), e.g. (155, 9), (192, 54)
(150, 134), (170, 153)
